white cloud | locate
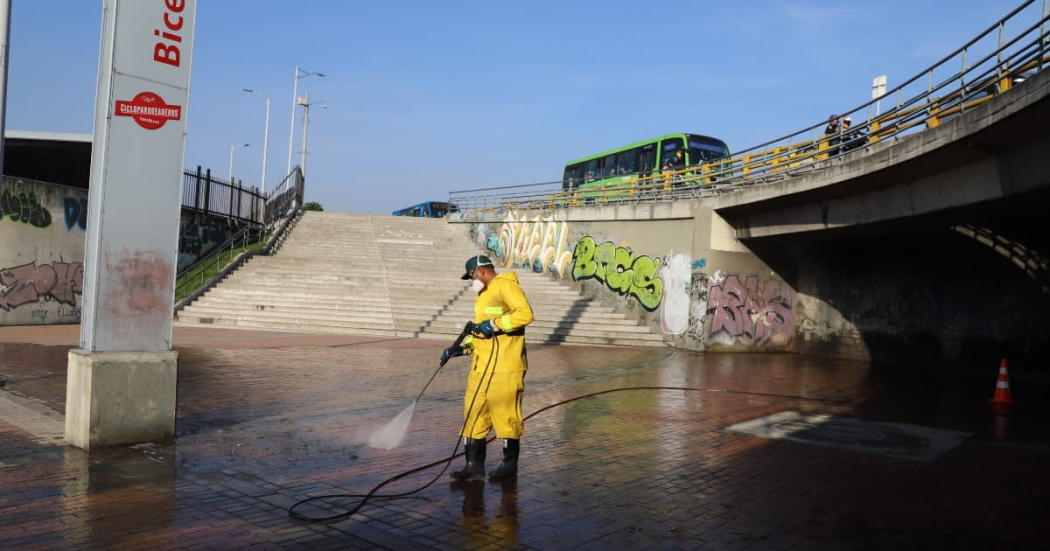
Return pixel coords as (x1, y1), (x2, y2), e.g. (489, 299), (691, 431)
(779, 2), (869, 35)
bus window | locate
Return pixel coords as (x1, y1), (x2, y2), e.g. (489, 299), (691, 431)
(601, 154), (617, 178)
(618, 148), (639, 175)
(639, 143), (657, 178)
(584, 159), (598, 182)
(687, 135), (730, 165)
(661, 138), (685, 168)
(564, 164), (583, 189)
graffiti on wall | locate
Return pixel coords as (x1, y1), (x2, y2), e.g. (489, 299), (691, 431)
(1, 189), (52, 228)
(63, 197), (89, 231)
(687, 272), (710, 341)
(572, 236), (663, 311)
(483, 212), (574, 278)
(706, 274), (795, 346)
(0, 261), (84, 310)
(659, 253), (692, 335)
(178, 218), (230, 270)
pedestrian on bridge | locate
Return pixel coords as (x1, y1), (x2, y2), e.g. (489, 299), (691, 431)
(440, 254), (534, 480)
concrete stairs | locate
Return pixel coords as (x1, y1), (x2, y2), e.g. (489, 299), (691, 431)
(175, 212), (669, 348)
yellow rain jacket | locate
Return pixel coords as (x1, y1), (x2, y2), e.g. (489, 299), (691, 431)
(461, 272), (533, 439)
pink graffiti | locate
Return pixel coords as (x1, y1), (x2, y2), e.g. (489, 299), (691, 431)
(707, 275), (794, 344)
(0, 261), (84, 310)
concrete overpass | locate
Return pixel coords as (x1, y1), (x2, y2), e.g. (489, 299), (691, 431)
(717, 67), (1050, 240)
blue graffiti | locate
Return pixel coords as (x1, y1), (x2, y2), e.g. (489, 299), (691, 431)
(692, 258), (707, 270)
(63, 197), (88, 231)
(487, 233), (503, 258)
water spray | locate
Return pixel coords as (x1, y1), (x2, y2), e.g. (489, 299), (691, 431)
(366, 321), (475, 450)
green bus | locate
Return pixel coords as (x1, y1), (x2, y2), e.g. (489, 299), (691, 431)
(562, 133), (730, 198)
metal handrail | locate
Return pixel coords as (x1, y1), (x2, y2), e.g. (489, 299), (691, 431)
(173, 225), (263, 304)
(450, 1), (1050, 214)
(173, 166), (306, 307)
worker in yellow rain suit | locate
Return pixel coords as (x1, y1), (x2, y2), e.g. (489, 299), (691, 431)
(440, 254), (534, 480)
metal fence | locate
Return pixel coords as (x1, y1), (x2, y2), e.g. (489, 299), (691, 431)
(181, 167), (267, 225)
(450, 0), (1050, 213)
(263, 168), (305, 228)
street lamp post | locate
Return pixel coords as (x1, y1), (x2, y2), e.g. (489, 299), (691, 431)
(243, 89), (271, 195)
(297, 91), (326, 180)
(229, 143), (250, 183)
(286, 66), (324, 177)
(0, 0), (12, 193)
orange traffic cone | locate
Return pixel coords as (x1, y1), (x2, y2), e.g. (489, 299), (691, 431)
(989, 358), (1018, 406)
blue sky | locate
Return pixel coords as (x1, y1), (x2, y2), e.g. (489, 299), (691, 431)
(6, 1), (1023, 214)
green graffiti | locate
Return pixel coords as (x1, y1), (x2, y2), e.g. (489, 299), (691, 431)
(1, 189), (52, 228)
(571, 236), (664, 311)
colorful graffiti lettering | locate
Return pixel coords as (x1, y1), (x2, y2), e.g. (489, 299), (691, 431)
(489, 212), (573, 278)
(63, 197), (89, 231)
(659, 253), (692, 335)
(0, 261), (84, 310)
(1, 189), (52, 228)
(572, 236), (663, 311)
(706, 274), (794, 345)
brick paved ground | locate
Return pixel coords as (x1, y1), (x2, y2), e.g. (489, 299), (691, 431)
(1, 326), (1048, 550)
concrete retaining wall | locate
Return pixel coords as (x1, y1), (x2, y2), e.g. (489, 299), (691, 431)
(176, 212), (244, 272)
(0, 176), (89, 326)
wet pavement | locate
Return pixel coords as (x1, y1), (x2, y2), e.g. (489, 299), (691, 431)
(1, 325), (1048, 550)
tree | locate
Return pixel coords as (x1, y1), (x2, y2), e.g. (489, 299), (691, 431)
(302, 202), (324, 212)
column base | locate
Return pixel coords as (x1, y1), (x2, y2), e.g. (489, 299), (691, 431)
(65, 349), (178, 450)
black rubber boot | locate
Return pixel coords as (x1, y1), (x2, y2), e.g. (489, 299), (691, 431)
(450, 438), (486, 480)
(488, 439), (519, 478)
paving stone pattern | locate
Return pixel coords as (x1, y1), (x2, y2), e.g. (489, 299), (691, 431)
(1, 326), (1048, 549)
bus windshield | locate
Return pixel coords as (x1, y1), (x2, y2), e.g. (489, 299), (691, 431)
(687, 135), (730, 163)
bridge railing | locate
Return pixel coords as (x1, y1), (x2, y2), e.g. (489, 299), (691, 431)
(450, 0), (1050, 215)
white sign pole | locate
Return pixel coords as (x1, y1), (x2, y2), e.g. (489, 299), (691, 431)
(81, 0), (198, 352)
(0, 0), (11, 193)
(67, 0), (198, 450)
(872, 75), (888, 117)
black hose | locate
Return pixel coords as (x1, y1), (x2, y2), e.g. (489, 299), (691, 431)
(288, 330), (851, 522)
(289, 324), (499, 522)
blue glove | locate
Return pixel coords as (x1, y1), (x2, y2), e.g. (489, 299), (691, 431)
(473, 319), (498, 338)
(440, 345), (465, 365)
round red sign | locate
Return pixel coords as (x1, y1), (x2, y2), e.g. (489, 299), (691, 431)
(114, 92), (182, 130)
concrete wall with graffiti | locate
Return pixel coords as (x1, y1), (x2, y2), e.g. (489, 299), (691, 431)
(0, 177), (89, 325)
(452, 204), (1049, 368)
(177, 213), (243, 272)
(455, 206), (796, 353)
(0, 176), (243, 326)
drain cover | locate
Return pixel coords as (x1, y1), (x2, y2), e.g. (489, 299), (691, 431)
(724, 411), (970, 462)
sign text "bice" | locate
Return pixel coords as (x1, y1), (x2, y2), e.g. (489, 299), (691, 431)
(154, 0), (186, 68)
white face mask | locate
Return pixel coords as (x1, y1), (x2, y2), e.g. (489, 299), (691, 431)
(471, 279), (485, 294)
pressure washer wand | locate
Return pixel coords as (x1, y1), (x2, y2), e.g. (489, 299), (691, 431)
(415, 321), (475, 403)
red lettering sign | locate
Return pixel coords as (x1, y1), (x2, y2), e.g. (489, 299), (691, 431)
(154, 0), (186, 67)
(114, 92), (182, 130)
